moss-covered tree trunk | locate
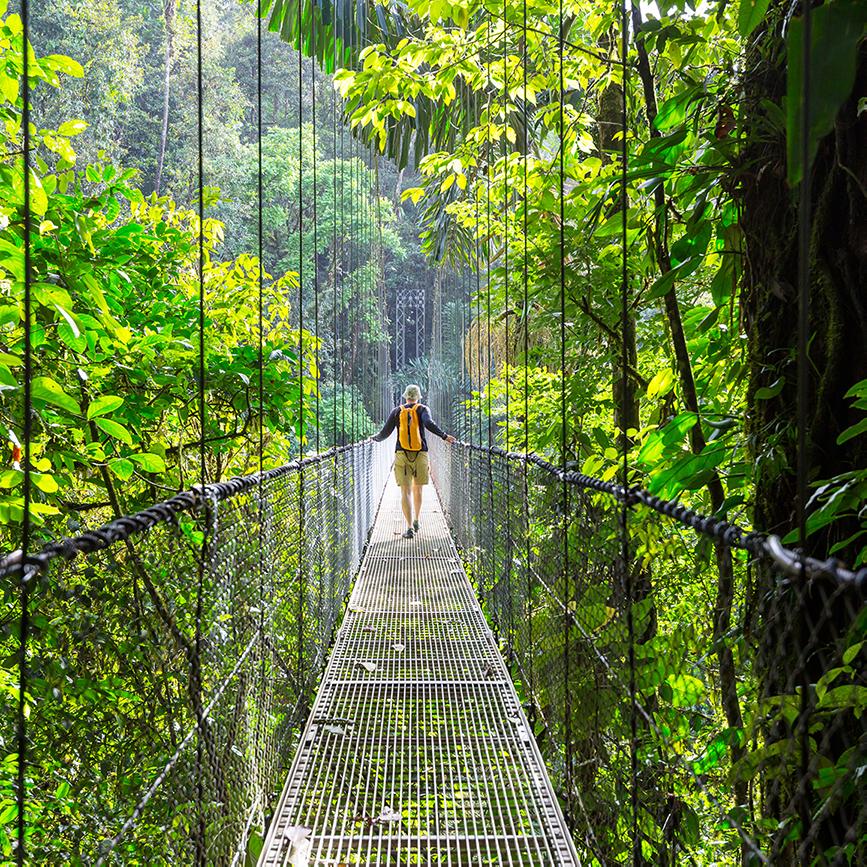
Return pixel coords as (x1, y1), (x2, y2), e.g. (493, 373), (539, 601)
(739, 8), (866, 859)
(741, 31), (867, 552)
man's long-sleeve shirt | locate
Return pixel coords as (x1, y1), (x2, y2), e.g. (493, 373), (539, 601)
(372, 403), (448, 452)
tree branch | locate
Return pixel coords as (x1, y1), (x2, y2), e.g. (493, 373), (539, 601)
(576, 295), (649, 390)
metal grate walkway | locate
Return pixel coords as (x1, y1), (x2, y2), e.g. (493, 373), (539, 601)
(260, 480), (579, 865)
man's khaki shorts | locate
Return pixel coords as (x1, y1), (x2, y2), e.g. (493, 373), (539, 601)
(394, 450), (430, 486)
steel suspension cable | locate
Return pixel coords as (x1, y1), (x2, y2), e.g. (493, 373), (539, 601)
(557, 0), (572, 819)
(17, 0), (32, 860)
(796, 0), (814, 846)
(194, 0), (207, 858)
(312, 26), (321, 453)
(619, 0), (638, 858)
(296, 5), (306, 674)
(521, 0), (534, 729)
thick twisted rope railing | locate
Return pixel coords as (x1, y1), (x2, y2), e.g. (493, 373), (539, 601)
(1, 440), (391, 864)
(452, 440), (866, 588)
(432, 437), (866, 864)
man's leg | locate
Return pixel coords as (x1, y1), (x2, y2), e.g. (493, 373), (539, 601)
(412, 482), (423, 525)
(400, 483), (413, 528)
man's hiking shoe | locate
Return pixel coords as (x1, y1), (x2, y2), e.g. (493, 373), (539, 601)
(413, 519), (419, 532)
(402, 528), (415, 539)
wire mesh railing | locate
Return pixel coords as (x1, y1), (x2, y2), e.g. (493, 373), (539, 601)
(431, 437), (866, 865)
(1, 440), (390, 864)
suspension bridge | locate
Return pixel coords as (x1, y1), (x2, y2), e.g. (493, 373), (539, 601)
(4, 427), (864, 864)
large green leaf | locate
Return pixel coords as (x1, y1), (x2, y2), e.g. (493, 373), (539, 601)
(738, 0), (771, 37)
(262, 0), (478, 173)
(31, 376), (81, 414)
(653, 85), (702, 132)
(131, 453), (167, 473)
(87, 394), (124, 420)
(787, 1), (867, 185)
(94, 417), (134, 446)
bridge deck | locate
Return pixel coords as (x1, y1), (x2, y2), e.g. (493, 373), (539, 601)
(261, 480), (579, 865)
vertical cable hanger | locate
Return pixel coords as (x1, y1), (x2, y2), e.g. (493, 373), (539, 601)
(295, 0), (306, 675)
(195, 13), (206, 493)
(330, 0), (341, 589)
(339, 88), (347, 443)
(359, 141), (367, 428)
(194, 0), (207, 859)
(795, 0), (814, 850)
(462, 80), (471, 445)
(618, 0), (638, 858)
(484, 4), (496, 623)
(297, 6), (305, 456)
(474, 84), (485, 594)
(521, 0), (534, 726)
(332, 14), (339, 448)
(309, 8), (326, 668)
(347, 25), (356, 443)
(17, 0), (32, 860)
(370, 142), (377, 418)
(502, 0), (510, 457)
(796, 0), (812, 553)
(256, 0), (265, 518)
(374, 147), (386, 422)
(557, 0), (572, 821)
(485, 8), (494, 452)
(501, 0), (514, 659)
(312, 12), (321, 454)
(464, 268), (470, 443)
(253, 0), (269, 829)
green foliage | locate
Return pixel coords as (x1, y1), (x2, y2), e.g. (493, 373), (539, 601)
(0, 0), (861, 859)
(0, 1), (409, 547)
(780, 378), (867, 566)
(0, 133), (315, 534)
(317, 383), (376, 447)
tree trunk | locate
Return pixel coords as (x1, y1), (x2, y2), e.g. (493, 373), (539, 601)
(741, 27), (867, 554)
(154, 0), (177, 196)
(739, 8), (867, 858)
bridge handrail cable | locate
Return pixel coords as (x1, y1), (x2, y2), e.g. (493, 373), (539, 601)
(453, 439), (867, 590)
(0, 441), (364, 581)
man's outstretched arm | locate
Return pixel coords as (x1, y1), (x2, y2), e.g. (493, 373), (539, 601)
(371, 409), (398, 442)
(419, 407), (456, 443)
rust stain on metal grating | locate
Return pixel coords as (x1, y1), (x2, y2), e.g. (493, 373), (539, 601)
(260, 483), (579, 865)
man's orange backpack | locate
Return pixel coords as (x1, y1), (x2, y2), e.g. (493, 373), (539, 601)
(398, 403), (423, 451)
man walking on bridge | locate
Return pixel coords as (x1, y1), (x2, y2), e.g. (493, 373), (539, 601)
(372, 384), (456, 538)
